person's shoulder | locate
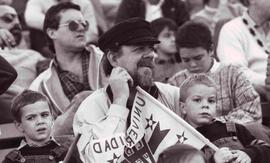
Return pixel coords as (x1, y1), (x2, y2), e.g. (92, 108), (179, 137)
(156, 82), (179, 90)
(222, 16), (244, 31)
(155, 82), (179, 98)
(77, 87), (107, 110)
(29, 61), (53, 90)
(3, 149), (24, 163)
(217, 63), (242, 72)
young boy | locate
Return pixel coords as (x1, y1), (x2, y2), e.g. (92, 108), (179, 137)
(179, 74), (270, 163)
(2, 90), (76, 163)
(150, 18), (183, 83)
(168, 21), (270, 142)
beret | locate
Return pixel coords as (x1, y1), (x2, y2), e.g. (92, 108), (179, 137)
(98, 17), (160, 52)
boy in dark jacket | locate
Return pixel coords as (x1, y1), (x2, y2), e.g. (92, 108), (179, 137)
(179, 74), (270, 163)
(2, 90), (77, 163)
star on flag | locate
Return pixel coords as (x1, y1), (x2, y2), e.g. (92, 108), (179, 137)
(145, 114), (157, 130)
(176, 131), (188, 144)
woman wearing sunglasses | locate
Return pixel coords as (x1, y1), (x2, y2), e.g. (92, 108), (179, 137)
(29, 2), (107, 136)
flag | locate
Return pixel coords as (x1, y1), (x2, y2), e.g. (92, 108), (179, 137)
(89, 86), (218, 163)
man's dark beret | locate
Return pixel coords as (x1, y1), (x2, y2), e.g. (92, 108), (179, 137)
(98, 17), (160, 52)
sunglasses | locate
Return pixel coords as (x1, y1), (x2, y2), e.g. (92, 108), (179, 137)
(58, 20), (89, 32)
(0, 13), (17, 23)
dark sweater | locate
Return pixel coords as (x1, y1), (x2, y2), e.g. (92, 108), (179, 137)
(197, 121), (270, 163)
(2, 141), (77, 163)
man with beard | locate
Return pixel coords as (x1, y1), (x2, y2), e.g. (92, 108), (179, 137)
(73, 18), (180, 163)
(0, 5), (45, 123)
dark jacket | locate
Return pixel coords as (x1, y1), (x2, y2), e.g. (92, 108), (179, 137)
(2, 141), (78, 163)
(0, 55), (17, 95)
(115, 0), (190, 26)
(197, 121), (270, 163)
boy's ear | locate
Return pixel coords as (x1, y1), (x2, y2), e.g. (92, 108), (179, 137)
(179, 101), (187, 115)
(14, 121), (24, 133)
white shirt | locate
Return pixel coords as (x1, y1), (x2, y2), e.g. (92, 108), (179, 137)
(217, 11), (269, 86)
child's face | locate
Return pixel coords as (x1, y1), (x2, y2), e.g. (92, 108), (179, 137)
(181, 84), (216, 128)
(156, 27), (177, 55)
(179, 47), (212, 73)
(16, 101), (53, 145)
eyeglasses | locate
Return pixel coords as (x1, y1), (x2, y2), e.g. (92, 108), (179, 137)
(58, 20), (89, 32)
(0, 13), (17, 23)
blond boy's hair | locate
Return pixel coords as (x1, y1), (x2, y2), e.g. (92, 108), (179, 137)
(179, 74), (217, 102)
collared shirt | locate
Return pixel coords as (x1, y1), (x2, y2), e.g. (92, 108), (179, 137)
(18, 137), (60, 150)
(168, 59), (261, 124)
(54, 50), (91, 101)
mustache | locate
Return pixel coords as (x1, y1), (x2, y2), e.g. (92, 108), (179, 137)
(137, 57), (154, 68)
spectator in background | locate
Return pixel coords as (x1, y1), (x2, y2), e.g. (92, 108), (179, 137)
(168, 21), (270, 142)
(150, 18), (183, 82)
(24, 0), (99, 58)
(30, 2), (107, 136)
(217, 0), (270, 101)
(99, 0), (122, 29)
(192, 0), (246, 34)
(89, 0), (109, 34)
(0, 5), (45, 124)
(157, 144), (206, 163)
(115, 0), (190, 27)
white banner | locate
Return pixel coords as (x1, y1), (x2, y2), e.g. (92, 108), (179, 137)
(89, 86), (218, 163)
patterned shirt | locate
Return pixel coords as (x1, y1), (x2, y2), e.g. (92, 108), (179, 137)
(168, 59), (261, 124)
(54, 50), (91, 101)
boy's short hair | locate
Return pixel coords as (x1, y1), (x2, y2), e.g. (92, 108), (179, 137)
(179, 74), (217, 102)
(176, 21), (212, 51)
(150, 18), (177, 38)
(11, 90), (52, 122)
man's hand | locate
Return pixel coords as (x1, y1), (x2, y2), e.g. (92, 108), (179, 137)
(0, 29), (16, 49)
(109, 67), (133, 106)
(214, 147), (235, 163)
(231, 150), (251, 163)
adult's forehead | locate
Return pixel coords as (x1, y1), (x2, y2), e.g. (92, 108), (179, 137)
(58, 8), (83, 21)
(0, 5), (17, 16)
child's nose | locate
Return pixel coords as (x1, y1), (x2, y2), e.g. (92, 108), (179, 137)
(202, 100), (209, 109)
(36, 116), (45, 124)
